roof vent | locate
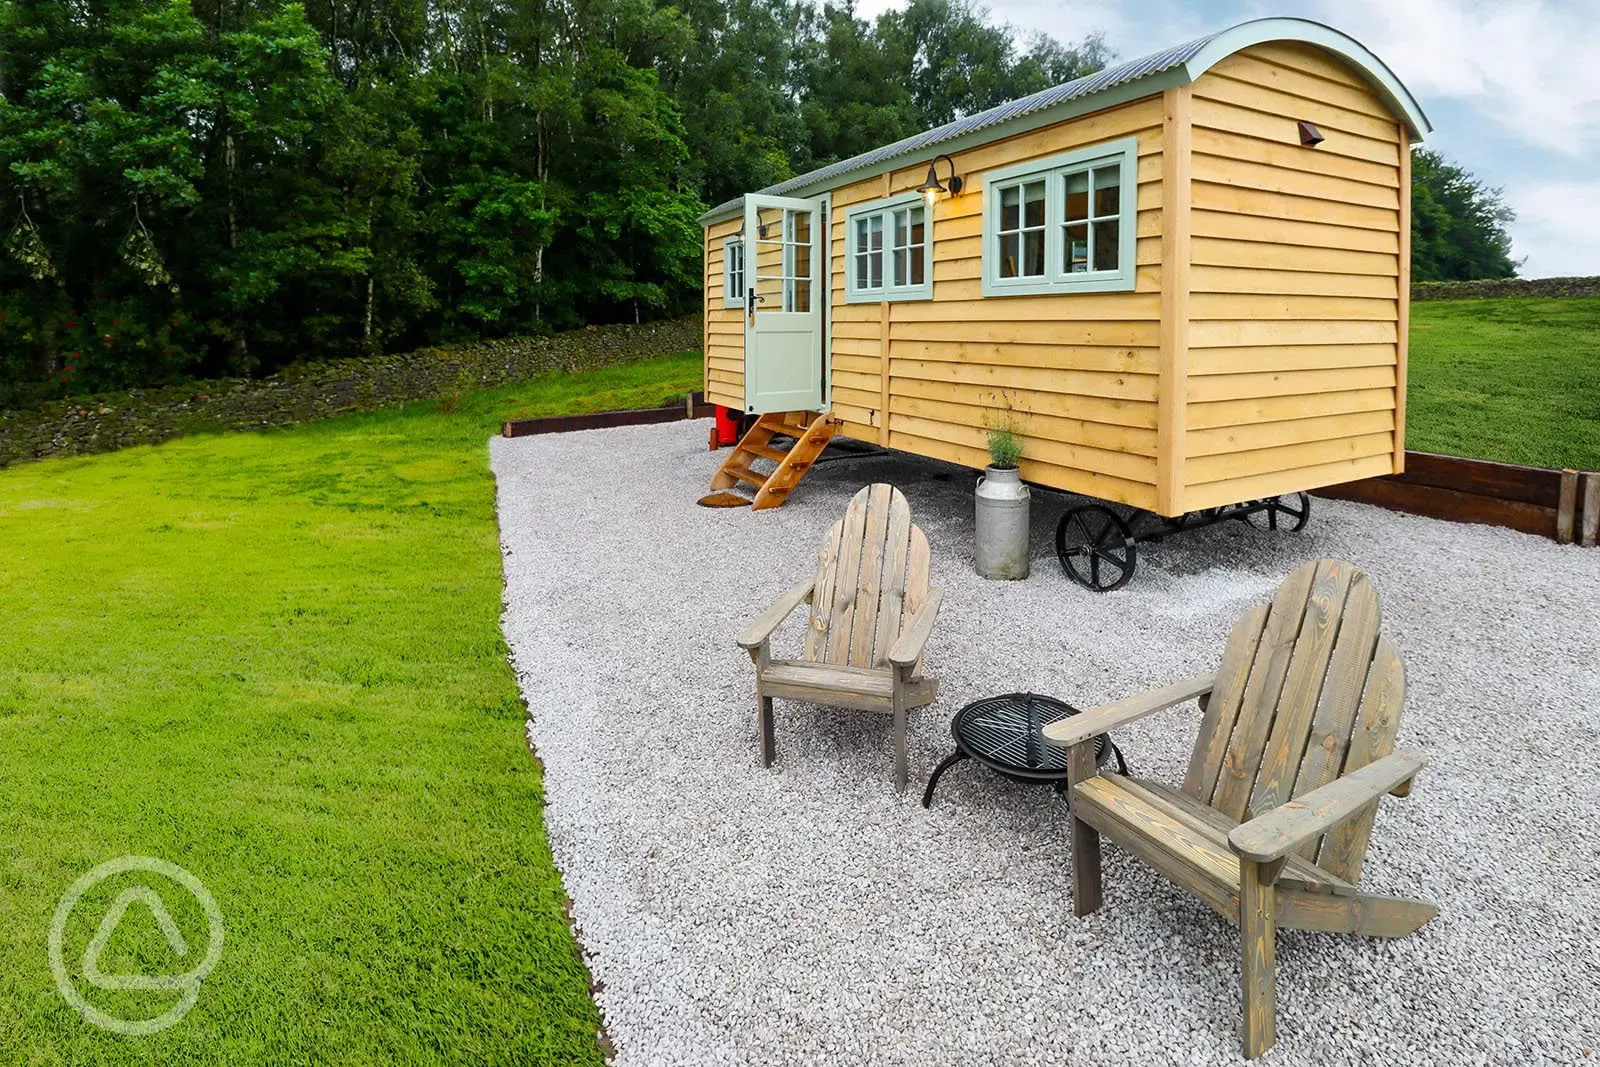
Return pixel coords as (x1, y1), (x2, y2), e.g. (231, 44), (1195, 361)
(1297, 120), (1325, 147)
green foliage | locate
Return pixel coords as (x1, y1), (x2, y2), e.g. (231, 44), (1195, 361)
(0, 353), (701, 1063)
(1408, 296), (1600, 469)
(985, 418), (1022, 468)
(1410, 147), (1519, 282)
(0, 0), (1110, 402)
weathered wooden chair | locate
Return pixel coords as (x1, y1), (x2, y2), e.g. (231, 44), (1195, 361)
(737, 483), (943, 790)
(1042, 559), (1436, 1058)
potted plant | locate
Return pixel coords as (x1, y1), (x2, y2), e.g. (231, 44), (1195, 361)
(975, 414), (1030, 579)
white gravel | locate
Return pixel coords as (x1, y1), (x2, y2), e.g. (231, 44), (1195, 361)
(491, 421), (1600, 1066)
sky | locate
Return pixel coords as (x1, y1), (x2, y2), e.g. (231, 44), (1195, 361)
(849, 0), (1600, 278)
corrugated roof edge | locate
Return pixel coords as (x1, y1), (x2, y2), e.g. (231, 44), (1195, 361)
(698, 17), (1430, 225)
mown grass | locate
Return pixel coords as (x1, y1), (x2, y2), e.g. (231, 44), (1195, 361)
(1408, 297), (1600, 470)
(0, 351), (702, 1065)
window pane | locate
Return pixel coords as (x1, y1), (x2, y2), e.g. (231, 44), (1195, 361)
(869, 247), (882, 288)
(792, 210), (811, 246)
(869, 215), (884, 251)
(909, 207), (925, 248)
(1023, 229), (1045, 277)
(792, 278), (811, 312)
(855, 251), (868, 290)
(1093, 165), (1120, 216)
(855, 218), (869, 250)
(1000, 185), (1020, 230)
(1023, 181), (1046, 228)
(894, 209), (908, 248)
(1065, 223), (1089, 272)
(893, 248), (908, 287)
(1065, 170), (1089, 221)
(910, 246), (925, 286)
(1092, 219), (1119, 271)
(999, 232), (1020, 278)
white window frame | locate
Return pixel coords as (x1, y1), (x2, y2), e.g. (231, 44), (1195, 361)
(981, 137), (1138, 297)
(843, 192), (933, 303)
(722, 236), (745, 309)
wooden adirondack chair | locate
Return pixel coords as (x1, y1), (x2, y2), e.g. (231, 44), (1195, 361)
(737, 483), (943, 791)
(1041, 559), (1436, 1059)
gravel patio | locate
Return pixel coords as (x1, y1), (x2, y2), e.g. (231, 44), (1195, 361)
(491, 421), (1599, 1066)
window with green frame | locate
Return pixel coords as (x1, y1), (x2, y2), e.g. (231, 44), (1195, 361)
(722, 236), (745, 308)
(844, 193), (933, 303)
(981, 138), (1138, 297)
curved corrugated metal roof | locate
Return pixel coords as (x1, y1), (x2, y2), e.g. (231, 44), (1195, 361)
(700, 17), (1429, 224)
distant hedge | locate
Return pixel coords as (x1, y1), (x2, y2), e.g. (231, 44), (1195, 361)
(1412, 277), (1600, 301)
(0, 315), (702, 468)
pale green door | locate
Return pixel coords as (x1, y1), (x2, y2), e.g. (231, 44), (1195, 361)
(743, 194), (825, 414)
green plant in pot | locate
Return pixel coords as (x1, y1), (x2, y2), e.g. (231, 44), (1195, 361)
(975, 410), (1030, 579)
(986, 425), (1023, 470)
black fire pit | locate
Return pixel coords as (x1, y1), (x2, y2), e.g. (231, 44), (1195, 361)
(921, 692), (1127, 808)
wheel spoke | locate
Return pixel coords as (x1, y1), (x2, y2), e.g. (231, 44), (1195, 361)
(1091, 547), (1127, 576)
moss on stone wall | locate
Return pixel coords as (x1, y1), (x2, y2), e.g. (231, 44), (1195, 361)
(0, 316), (703, 468)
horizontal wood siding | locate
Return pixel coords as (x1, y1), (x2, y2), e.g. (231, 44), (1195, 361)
(1182, 42), (1407, 510)
(821, 96), (1165, 507)
(704, 215), (744, 410)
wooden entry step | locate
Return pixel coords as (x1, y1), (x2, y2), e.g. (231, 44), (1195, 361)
(710, 411), (841, 510)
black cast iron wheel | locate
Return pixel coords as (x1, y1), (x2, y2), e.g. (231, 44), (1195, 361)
(1055, 504), (1137, 592)
(1242, 491), (1311, 532)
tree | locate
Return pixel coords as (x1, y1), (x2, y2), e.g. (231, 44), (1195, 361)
(0, 0), (1112, 402)
(1410, 147), (1519, 281)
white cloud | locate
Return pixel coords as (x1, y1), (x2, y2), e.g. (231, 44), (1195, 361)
(1504, 180), (1600, 276)
(1311, 0), (1600, 155)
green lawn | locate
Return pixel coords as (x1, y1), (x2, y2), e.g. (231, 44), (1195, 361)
(1408, 296), (1600, 470)
(0, 351), (702, 1065)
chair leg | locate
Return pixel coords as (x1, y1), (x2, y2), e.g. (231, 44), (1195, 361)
(1240, 859), (1279, 1058)
(891, 689), (908, 793)
(1065, 741), (1102, 916)
(758, 694), (775, 768)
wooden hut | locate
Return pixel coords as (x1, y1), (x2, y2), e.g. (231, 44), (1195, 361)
(698, 17), (1430, 517)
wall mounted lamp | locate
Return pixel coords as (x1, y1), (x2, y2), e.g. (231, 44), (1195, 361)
(917, 154), (964, 205)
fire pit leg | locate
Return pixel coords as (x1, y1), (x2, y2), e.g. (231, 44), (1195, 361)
(920, 750), (968, 808)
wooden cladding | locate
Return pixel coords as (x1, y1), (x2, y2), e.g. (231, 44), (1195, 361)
(702, 37), (1412, 515)
(1178, 41), (1407, 510)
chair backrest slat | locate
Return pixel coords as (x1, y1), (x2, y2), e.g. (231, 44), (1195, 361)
(821, 487), (874, 664)
(1247, 560), (1358, 819)
(1183, 602), (1269, 800)
(1287, 576), (1382, 861)
(846, 485), (895, 667)
(805, 518), (846, 662)
(1316, 635), (1406, 881)
(869, 493), (914, 666)
(1184, 558), (1409, 883)
(1210, 561), (1318, 821)
(808, 485), (929, 669)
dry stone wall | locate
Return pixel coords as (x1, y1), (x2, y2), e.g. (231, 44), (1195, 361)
(1412, 277), (1600, 301)
(0, 316), (702, 467)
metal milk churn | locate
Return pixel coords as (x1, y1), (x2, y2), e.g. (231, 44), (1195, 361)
(974, 465), (1031, 579)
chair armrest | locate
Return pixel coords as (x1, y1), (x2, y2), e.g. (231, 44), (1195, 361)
(1040, 673), (1216, 748)
(1227, 750), (1428, 862)
(737, 577), (816, 650)
(888, 588), (944, 668)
